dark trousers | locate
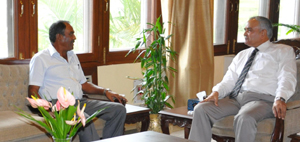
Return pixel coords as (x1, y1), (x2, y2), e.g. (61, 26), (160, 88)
(77, 98), (126, 142)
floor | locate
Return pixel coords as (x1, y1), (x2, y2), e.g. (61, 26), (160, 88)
(169, 126), (217, 142)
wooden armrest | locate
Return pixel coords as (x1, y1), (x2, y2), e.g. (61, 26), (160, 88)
(271, 117), (284, 142)
(83, 94), (110, 101)
(83, 94), (126, 106)
(287, 100), (300, 110)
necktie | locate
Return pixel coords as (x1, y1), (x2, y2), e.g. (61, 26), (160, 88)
(230, 48), (259, 98)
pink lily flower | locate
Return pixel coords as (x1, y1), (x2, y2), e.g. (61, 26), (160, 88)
(27, 96), (51, 110)
(57, 87), (76, 108)
(65, 113), (78, 125)
(51, 100), (63, 112)
(77, 100), (86, 127)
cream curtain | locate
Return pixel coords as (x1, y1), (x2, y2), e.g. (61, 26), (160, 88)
(162, 0), (214, 107)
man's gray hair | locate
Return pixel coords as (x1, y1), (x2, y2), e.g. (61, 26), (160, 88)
(250, 16), (273, 39)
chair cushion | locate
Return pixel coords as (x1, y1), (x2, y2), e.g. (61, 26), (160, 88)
(0, 111), (48, 141)
(212, 115), (275, 137)
(288, 59), (300, 102)
(0, 65), (30, 112)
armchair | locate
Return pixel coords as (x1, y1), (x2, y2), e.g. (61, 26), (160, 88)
(211, 38), (300, 142)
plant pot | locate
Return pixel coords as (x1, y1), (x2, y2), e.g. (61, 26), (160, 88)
(136, 114), (162, 133)
(148, 114), (162, 133)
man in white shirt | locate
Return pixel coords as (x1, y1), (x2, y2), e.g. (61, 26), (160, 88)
(189, 16), (297, 142)
(29, 20), (127, 142)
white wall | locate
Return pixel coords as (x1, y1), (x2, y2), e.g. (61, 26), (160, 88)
(97, 63), (143, 104)
(97, 55), (234, 104)
(213, 55), (234, 86)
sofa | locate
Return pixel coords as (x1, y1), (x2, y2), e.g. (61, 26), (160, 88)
(0, 63), (106, 142)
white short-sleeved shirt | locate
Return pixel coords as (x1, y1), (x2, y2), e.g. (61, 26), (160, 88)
(29, 45), (87, 101)
(213, 41), (297, 101)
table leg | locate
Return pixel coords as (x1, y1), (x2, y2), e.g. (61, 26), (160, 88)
(184, 126), (190, 139)
(140, 114), (150, 131)
(125, 112), (150, 132)
(160, 115), (170, 134)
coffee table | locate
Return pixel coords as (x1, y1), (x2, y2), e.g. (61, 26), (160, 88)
(94, 131), (196, 142)
(125, 104), (150, 131)
(159, 106), (192, 139)
(85, 93), (151, 131)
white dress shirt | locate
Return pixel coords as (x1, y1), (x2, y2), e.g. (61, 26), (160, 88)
(29, 45), (87, 101)
(213, 41), (297, 101)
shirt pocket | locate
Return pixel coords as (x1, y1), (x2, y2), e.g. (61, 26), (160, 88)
(69, 64), (81, 82)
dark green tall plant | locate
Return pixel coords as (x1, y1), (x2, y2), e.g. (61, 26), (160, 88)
(126, 16), (177, 114)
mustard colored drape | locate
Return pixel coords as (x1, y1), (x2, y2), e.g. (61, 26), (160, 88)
(162, 0), (214, 107)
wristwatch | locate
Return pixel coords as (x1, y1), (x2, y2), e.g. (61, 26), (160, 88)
(275, 96), (286, 102)
(103, 88), (111, 96)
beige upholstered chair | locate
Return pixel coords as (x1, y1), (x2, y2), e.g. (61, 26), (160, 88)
(0, 60), (106, 142)
(211, 38), (300, 142)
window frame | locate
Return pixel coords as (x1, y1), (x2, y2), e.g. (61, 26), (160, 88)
(6, 0), (287, 60)
(221, 0), (281, 55)
(0, 0), (296, 84)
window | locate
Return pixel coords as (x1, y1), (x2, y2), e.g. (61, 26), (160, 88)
(213, 0), (300, 55)
(213, 0), (227, 44)
(109, 0), (158, 52)
(277, 0), (300, 40)
(237, 0), (270, 42)
(38, 0), (92, 54)
(2, 0), (299, 64)
(109, 0), (142, 51)
(106, 0), (160, 64)
(0, 0), (14, 58)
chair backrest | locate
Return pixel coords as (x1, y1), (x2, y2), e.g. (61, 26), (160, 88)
(274, 38), (300, 102)
(0, 64), (30, 111)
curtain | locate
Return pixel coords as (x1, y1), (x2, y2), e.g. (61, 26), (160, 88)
(161, 0), (214, 107)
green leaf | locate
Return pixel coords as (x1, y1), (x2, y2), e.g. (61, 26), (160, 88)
(162, 81), (169, 91)
(286, 29), (293, 35)
(168, 66), (177, 72)
(165, 34), (173, 40)
(134, 50), (146, 62)
(15, 110), (55, 135)
(143, 32), (147, 43)
(70, 107), (107, 137)
(165, 102), (173, 109)
(145, 69), (154, 77)
(164, 76), (169, 83)
(155, 16), (162, 34)
(170, 95), (176, 104)
(125, 48), (135, 57)
(273, 23), (300, 34)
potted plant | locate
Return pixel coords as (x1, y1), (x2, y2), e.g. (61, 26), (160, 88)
(126, 16), (177, 114)
(16, 87), (105, 142)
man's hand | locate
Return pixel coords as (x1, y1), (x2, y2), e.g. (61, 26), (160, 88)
(105, 91), (128, 104)
(28, 85), (42, 98)
(201, 91), (219, 106)
(272, 100), (287, 120)
(81, 82), (128, 104)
